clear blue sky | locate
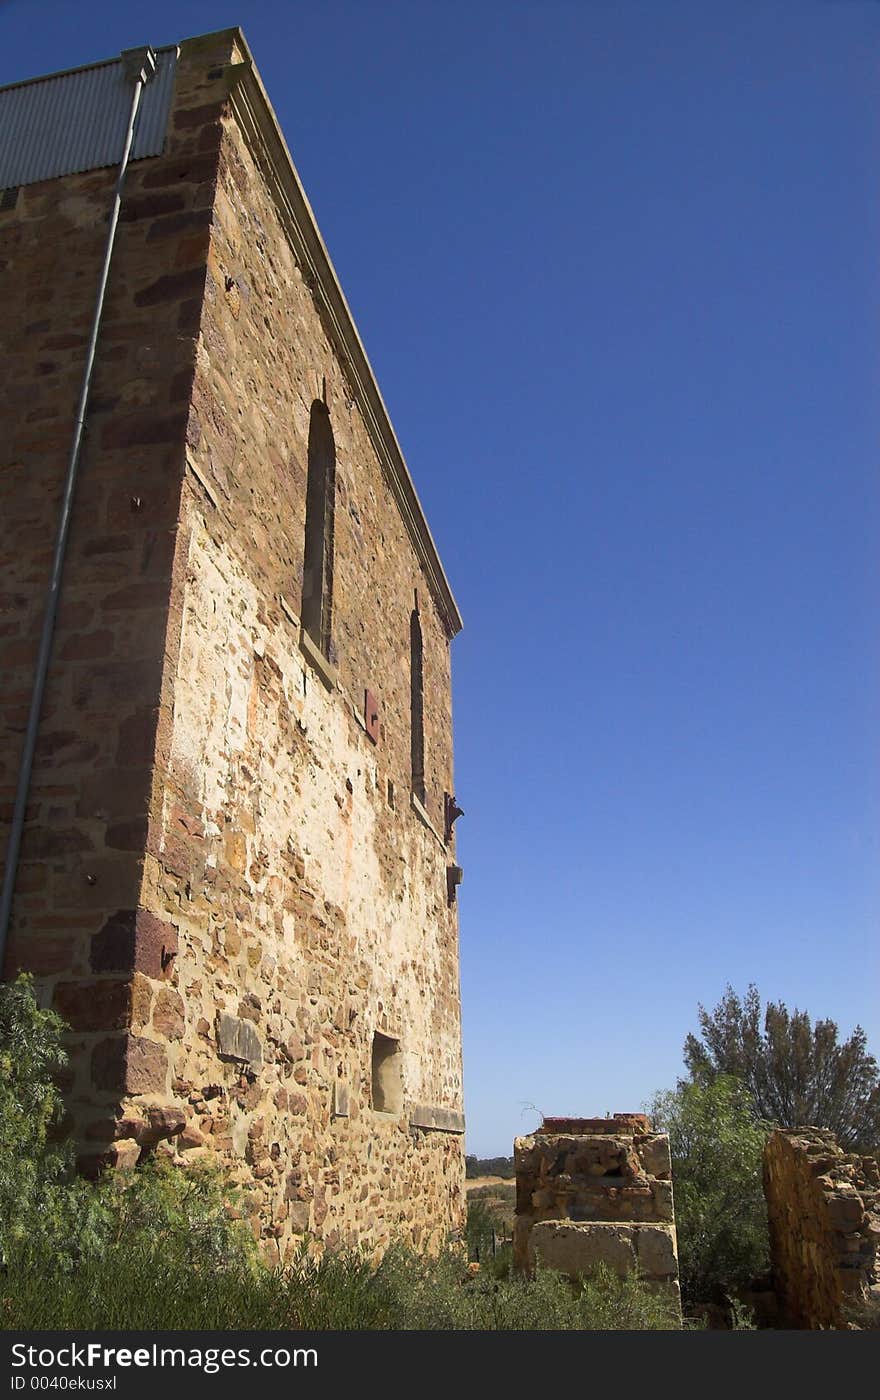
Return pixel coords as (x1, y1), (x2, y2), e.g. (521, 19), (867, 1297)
(4, 1), (879, 1157)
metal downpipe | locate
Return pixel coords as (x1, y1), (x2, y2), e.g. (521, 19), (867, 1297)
(0, 47), (157, 969)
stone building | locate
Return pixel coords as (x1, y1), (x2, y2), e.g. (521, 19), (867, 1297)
(0, 28), (465, 1259)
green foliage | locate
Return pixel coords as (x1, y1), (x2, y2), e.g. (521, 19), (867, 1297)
(727, 1297), (758, 1330)
(684, 983), (880, 1151)
(384, 1254), (679, 1330)
(651, 1074), (770, 1314)
(465, 1155), (515, 1179)
(2, 1239), (680, 1331)
(95, 1155), (258, 1273)
(0, 974), (75, 1265)
(3, 1236), (274, 1332)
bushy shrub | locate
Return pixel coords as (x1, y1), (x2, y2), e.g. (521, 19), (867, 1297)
(0, 974), (77, 1265)
(650, 1074), (770, 1313)
(4, 1239), (680, 1331)
(286, 1249), (679, 1331)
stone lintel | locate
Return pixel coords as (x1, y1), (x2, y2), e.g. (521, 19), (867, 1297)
(409, 1104), (465, 1134)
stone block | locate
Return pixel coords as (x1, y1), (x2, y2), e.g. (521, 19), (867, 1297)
(153, 987), (186, 1039)
(634, 1225), (678, 1279)
(639, 1135), (672, 1178)
(217, 1011), (263, 1069)
(825, 1192), (865, 1232)
(3, 934), (76, 977)
(90, 908), (178, 980)
(531, 1221), (637, 1277)
(91, 1034), (168, 1095)
(54, 978), (132, 1032)
(651, 1179), (675, 1222)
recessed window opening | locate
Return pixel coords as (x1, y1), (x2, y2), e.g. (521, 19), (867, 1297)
(301, 399), (336, 656)
(410, 607), (425, 805)
(371, 1031), (403, 1114)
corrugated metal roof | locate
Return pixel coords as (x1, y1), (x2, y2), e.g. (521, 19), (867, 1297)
(0, 47), (178, 189)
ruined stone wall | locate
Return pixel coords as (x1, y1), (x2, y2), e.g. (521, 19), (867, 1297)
(763, 1128), (880, 1328)
(1, 29), (465, 1260)
(514, 1116), (680, 1309)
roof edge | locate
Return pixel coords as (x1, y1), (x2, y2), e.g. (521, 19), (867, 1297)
(219, 41), (463, 639)
(0, 44), (179, 97)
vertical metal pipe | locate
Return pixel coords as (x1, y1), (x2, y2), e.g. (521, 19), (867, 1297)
(0, 51), (156, 966)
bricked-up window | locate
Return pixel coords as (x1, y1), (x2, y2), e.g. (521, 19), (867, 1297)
(301, 400), (336, 656)
(371, 1032), (403, 1114)
(410, 608), (426, 806)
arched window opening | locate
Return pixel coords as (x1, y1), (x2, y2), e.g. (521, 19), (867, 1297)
(301, 400), (336, 656)
(410, 607), (425, 805)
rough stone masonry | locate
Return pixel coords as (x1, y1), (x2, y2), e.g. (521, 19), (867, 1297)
(0, 28), (465, 1259)
(514, 1115), (681, 1312)
(763, 1127), (880, 1328)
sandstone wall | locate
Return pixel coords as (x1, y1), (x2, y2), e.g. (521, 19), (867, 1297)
(763, 1127), (880, 1328)
(0, 37), (220, 1028)
(514, 1115), (680, 1311)
(1, 29), (465, 1260)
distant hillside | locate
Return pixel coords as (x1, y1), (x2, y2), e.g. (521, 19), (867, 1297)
(465, 1155), (515, 1179)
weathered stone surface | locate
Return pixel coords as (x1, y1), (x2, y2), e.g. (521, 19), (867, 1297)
(531, 1221), (636, 1275)
(0, 25), (465, 1261)
(144, 1105), (186, 1142)
(763, 1128), (879, 1328)
(538, 1114), (652, 1136)
(91, 909), (178, 981)
(108, 1139), (142, 1170)
(634, 1223), (678, 1277)
(217, 1012), (263, 1069)
(153, 987), (185, 1040)
(91, 1035), (168, 1095)
(640, 1135), (672, 1179)
(409, 1104), (466, 1134)
(78, 1139), (141, 1176)
(54, 978), (132, 1032)
(529, 1220), (678, 1284)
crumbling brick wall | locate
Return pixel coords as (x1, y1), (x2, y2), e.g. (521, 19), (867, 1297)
(514, 1115), (680, 1310)
(763, 1128), (880, 1328)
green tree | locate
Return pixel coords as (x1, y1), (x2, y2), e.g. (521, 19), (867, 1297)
(650, 1074), (769, 1313)
(684, 984), (880, 1151)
